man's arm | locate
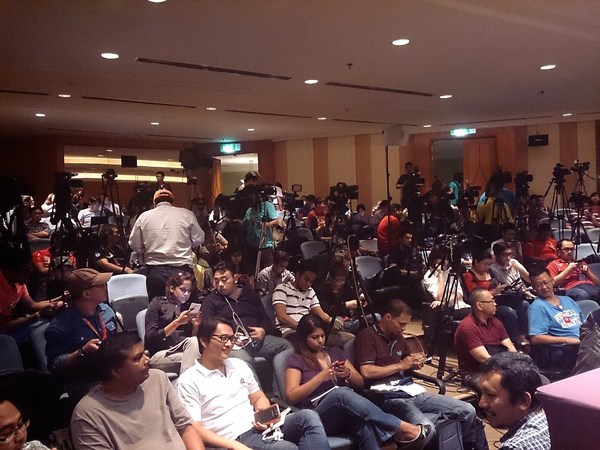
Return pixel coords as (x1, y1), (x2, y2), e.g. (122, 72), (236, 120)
(551, 262), (578, 286)
(358, 356), (421, 381)
(309, 305), (331, 324)
(582, 263), (600, 286)
(190, 423), (250, 450)
(96, 258), (133, 274)
(501, 338), (517, 352)
(273, 303), (298, 330)
(180, 424), (205, 450)
(529, 334), (580, 344)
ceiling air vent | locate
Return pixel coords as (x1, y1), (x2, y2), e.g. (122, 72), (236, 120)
(82, 96), (196, 109)
(326, 82), (432, 97)
(226, 109), (312, 119)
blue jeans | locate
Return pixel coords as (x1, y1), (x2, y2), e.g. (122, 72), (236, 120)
(237, 409), (330, 450)
(495, 301), (529, 343)
(383, 392), (477, 445)
(314, 386), (400, 448)
(567, 283), (600, 301)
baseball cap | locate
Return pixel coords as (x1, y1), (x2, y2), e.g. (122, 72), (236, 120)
(65, 268), (112, 297)
(153, 189), (174, 204)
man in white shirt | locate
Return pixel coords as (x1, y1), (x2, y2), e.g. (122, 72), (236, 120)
(129, 189), (204, 300)
(256, 251), (295, 295)
(177, 317), (330, 450)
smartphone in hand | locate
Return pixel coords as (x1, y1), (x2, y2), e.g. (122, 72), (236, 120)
(254, 404), (280, 425)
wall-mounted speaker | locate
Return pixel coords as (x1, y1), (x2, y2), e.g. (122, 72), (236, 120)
(121, 155), (138, 168)
(383, 125), (409, 146)
(528, 134), (549, 147)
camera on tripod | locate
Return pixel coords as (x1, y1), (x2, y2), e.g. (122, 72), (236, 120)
(569, 191), (590, 208)
(552, 163), (572, 182)
(462, 185), (481, 204)
(282, 192), (303, 211)
(571, 161), (590, 175)
(490, 167), (512, 189)
(102, 168), (118, 181)
(515, 171), (533, 196)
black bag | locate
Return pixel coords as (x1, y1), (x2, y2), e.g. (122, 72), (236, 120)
(436, 419), (463, 450)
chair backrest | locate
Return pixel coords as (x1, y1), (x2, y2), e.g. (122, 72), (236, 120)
(136, 309), (147, 343)
(577, 300), (600, 321)
(261, 293), (276, 329)
(343, 338), (355, 366)
(296, 227), (314, 242)
(107, 273), (148, 302)
(112, 296), (149, 330)
(553, 229), (573, 241)
(300, 240), (327, 260)
(355, 256), (383, 280)
(272, 348), (295, 403)
(576, 243), (596, 261)
(587, 262), (600, 280)
(585, 228), (600, 244)
(358, 238), (378, 254)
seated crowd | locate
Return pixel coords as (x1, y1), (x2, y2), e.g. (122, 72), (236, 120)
(4, 177), (600, 450)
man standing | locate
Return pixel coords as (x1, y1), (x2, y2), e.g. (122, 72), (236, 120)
(376, 203), (403, 257)
(528, 267), (582, 369)
(546, 239), (600, 301)
(45, 268), (118, 401)
(155, 171), (172, 191)
(71, 331), (204, 450)
(396, 161), (416, 208)
(177, 317), (330, 450)
(454, 288), (517, 386)
(354, 298), (483, 450)
(129, 189), (204, 300)
(200, 262), (291, 376)
(478, 352), (550, 450)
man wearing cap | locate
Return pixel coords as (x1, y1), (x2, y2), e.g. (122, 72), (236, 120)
(45, 268), (119, 402)
(129, 189), (205, 301)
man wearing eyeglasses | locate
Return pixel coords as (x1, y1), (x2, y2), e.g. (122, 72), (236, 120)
(177, 317), (330, 450)
(199, 262), (291, 380)
(546, 239), (600, 301)
(454, 288), (517, 388)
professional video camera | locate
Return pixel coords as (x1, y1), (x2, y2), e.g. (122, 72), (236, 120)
(463, 185), (481, 204)
(51, 172), (83, 226)
(282, 192), (303, 211)
(102, 168), (118, 181)
(552, 163), (572, 183)
(515, 171), (533, 196)
(490, 167), (512, 189)
(571, 161), (590, 175)
(128, 182), (155, 215)
(569, 191), (590, 209)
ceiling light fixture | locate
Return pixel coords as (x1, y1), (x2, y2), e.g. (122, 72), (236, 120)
(206, 107), (216, 111)
(439, 94), (452, 99)
(106, 149), (113, 152)
(248, 128), (255, 132)
(58, 94), (71, 98)
(150, 122), (159, 125)
(391, 38), (410, 46)
(317, 117), (327, 121)
(147, 0), (167, 3)
(304, 79), (319, 85)
(562, 113), (572, 117)
(35, 113), (45, 117)
(540, 64), (556, 70)
(97, 154), (104, 157)
(101, 52), (119, 60)
(423, 124), (432, 128)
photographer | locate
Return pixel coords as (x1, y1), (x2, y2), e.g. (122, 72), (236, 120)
(243, 188), (282, 270)
(396, 161), (417, 208)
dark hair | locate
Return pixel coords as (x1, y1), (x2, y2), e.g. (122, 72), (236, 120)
(381, 298), (412, 318)
(273, 250), (290, 265)
(30, 205), (43, 214)
(97, 331), (142, 381)
(327, 260), (348, 279)
(165, 272), (195, 300)
(357, 204), (366, 212)
(156, 171), (165, 176)
(480, 352), (542, 407)
(557, 239), (572, 250)
(528, 266), (550, 280)
(427, 245), (445, 266)
(293, 314), (328, 372)
(196, 317), (233, 354)
(294, 259), (318, 276)
(0, 371), (32, 421)
(492, 242), (508, 256)
(405, 161), (413, 168)
(473, 248), (493, 263)
(500, 223), (516, 233)
(213, 260), (237, 276)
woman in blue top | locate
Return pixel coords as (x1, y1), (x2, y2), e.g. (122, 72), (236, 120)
(284, 314), (429, 450)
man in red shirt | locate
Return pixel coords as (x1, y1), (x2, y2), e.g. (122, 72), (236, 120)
(546, 239), (600, 301)
(376, 203), (403, 256)
(523, 223), (557, 267)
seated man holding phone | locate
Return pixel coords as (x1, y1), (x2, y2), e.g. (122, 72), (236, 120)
(177, 317), (330, 450)
(354, 299), (485, 450)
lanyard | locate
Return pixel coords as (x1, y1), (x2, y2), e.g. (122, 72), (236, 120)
(82, 313), (107, 340)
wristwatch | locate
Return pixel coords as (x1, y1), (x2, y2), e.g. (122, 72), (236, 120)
(78, 348), (86, 359)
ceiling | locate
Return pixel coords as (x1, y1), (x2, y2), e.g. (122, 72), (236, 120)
(1, 0), (599, 146)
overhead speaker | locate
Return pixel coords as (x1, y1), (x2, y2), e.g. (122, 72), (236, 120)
(121, 155), (138, 168)
(383, 125), (409, 146)
(528, 134), (549, 147)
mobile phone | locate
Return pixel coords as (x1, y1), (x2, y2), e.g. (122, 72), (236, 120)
(333, 359), (346, 368)
(254, 404), (280, 425)
(187, 303), (201, 315)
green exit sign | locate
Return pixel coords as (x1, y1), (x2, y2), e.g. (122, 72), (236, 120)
(220, 143), (241, 154)
(450, 128), (476, 137)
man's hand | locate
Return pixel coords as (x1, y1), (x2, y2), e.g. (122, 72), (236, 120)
(81, 338), (102, 355)
(345, 300), (358, 310)
(229, 442), (252, 450)
(248, 326), (266, 341)
(399, 353), (424, 371)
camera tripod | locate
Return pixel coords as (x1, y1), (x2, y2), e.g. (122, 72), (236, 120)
(544, 175), (571, 240)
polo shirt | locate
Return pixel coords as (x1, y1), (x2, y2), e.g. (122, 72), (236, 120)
(454, 313), (509, 372)
(177, 358), (259, 440)
(272, 281), (321, 334)
(354, 324), (412, 387)
(546, 258), (593, 290)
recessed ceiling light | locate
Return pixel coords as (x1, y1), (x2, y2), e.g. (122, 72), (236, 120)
(540, 64), (556, 70)
(304, 79), (319, 85)
(167, 158), (173, 161)
(248, 128), (255, 132)
(150, 122), (159, 125)
(58, 94), (71, 98)
(317, 117), (327, 121)
(106, 149), (113, 152)
(439, 94), (452, 99)
(391, 38), (410, 46)
(101, 52), (119, 60)
(35, 113), (45, 117)
(562, 113), (573, 117)
(206, 107), (216, 111)
(97, 154), (104, 157)
(147, 0), (167, 3)
(423, 124), (432, 128)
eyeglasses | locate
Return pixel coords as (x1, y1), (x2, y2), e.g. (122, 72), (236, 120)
(532, 279), (553, 288)
(478, 300), (496, 304)
(211, 334), (242, 346)
(177, 286), (192, 294)
(0, 418), (29, 443)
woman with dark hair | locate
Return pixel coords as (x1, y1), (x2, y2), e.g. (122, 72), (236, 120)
(284, 314), (429, 450)
(145, 272), (201, 373)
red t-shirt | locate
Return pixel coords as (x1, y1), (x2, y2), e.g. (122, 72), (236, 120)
(0, 270), (28, 318)
(523, 237), (557, 260)
(376, 215), (400, 255)
(546, 258), (592, 290)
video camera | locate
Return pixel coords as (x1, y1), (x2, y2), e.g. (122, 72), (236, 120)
(282, 192), (303, 211)
(102, 168), (118, 181)
(571, 161), (590, 175)
(515, 171), (533, 196)
(569, 191), (590, 208)
(490, 167), (512, 189)
(329, 182), (359, 217)
(463, 185), (481, 204)
(552, 163), (572, 183)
